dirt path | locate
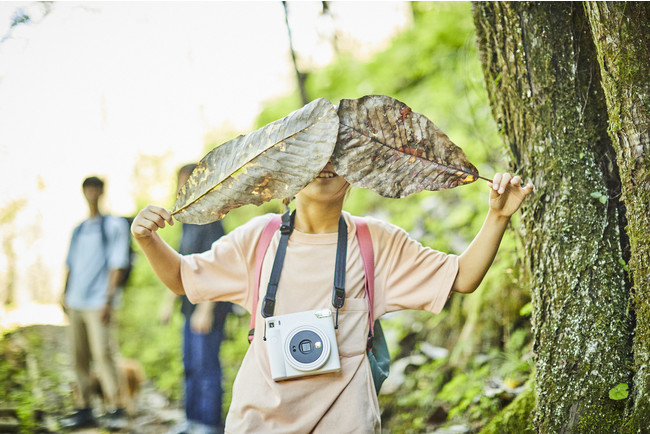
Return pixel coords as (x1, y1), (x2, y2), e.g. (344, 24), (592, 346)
(1, 324), (185, 433)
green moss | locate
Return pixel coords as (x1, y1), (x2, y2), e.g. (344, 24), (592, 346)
(575, 409), (625, 434)
(480, 381), (535, 434)
(473, 2), (638, 431)
(586, 3), (650, 428)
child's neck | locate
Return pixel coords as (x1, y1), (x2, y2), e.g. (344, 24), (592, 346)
(294, 201), (343, 234)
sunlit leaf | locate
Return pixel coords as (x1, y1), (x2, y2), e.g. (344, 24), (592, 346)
(332, 95), (481, 198)
(173, 97), (338, 223)
(590, 191), (608, 204)
(519, 302), (533, 317)
(608, 383), (629, 400)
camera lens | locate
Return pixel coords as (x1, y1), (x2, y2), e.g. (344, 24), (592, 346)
(286, 328), (328, 370)
(300, 340), (311, 353)
(294, 339), (323, 354)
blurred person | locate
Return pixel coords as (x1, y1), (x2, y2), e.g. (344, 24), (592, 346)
(160, 164), (231, 434)
(60, 176), (130, 430)
(131, 162), (533, 433)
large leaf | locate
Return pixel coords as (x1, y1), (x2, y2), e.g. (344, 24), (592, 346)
(173, 97), (338, 224)
(332, 95), (482, 198)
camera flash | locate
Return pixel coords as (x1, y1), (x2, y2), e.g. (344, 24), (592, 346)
(315, 309), (331, 318)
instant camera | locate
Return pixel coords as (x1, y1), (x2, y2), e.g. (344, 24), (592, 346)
(265, 308), (341, 381)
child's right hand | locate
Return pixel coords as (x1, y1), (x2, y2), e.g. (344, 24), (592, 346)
(131, 205), (174, 240)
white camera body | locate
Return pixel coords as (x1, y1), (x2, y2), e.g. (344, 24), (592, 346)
(265, 308), (341, 381)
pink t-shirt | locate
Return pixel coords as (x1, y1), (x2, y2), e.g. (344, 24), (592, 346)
(181, 212), (459, 433)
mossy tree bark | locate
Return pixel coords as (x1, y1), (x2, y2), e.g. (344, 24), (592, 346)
(584, 2), (650, 430)
(473, 2), (636, 431)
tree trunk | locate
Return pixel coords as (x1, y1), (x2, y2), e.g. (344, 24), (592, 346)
(473, 2), (632, 432)
(584, 2), (650, 429)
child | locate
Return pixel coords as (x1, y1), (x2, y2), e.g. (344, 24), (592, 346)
(131, 163), (533, 433)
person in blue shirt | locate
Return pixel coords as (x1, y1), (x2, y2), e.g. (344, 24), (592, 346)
(161, 164), (231, 434)
(60, 176), (130, 430)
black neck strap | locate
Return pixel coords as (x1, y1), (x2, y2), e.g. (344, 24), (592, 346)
(332, 216), (347, 327)
(261, 211), (348, 327)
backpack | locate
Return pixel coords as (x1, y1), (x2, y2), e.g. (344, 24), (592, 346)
(105, 215), (135, 287)
(72, 215), (134, 287)
(248, 214), (391, 394)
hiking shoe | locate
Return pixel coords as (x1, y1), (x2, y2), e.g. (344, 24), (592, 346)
(59, 408), (96, 429)
(100, 408), (128, 431)
(166, 420), (192, 434)
(190, 421), (224, 434)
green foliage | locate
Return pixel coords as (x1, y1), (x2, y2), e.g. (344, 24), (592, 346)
(519, 302), (533, 317)
(0, 326), (73, 433)
(617, 258), (629, 272)
(221, 200), (286, 233)
(609, 383), (629, 401)
(590, 191), (608, 204)
(118, 264), (185, 400)
(438, 365), (490, 420)
(480, 379), (536, 434)
(0, 331), (37, 432)
(377, 303), (533, 431)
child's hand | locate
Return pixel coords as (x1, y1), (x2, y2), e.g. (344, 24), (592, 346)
(190, 303), (215, 334)
(131, 205), (174, 239)
(487, 172), (534, 218)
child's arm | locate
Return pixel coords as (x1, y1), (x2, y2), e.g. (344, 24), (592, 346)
(131, 205), (185, 295)
(159, 291), (179, 324)
(452, 172), (534, 294)
(190, 302), (216, 333)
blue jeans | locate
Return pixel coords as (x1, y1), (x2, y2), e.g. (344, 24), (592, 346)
(183, 319), (224, 428)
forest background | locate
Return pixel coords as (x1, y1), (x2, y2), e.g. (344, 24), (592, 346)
(4, 1), (647, 432)
(121, 3), (525, 432)
(2, 3), (524, 432)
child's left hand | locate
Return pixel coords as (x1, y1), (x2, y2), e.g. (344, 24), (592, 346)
(488, 172), (534, 218)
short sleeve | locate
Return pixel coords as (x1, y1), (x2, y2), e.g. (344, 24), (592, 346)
(180, 214), (272, 311)
(369, 218), (459, 316)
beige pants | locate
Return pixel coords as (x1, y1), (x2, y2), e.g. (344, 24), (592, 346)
(67, 308), (121, 409)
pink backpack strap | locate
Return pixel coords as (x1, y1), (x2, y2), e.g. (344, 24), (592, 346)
(352, 217), (375, 338)
(249, 215), (282, 343)
(248, 215), (375, 344)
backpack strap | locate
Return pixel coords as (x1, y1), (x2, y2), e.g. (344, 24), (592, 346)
(70, 224), (82, 253)
(67, 223), (83, 276)
(249, 215), (282, 343)
(248, 215), (376, 347)
(352, 217), (376, 348)
(261, 211), (295, 318)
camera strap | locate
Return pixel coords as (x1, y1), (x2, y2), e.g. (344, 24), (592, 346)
(331, 216), (348, 328)
(261, 210), (348, 329)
